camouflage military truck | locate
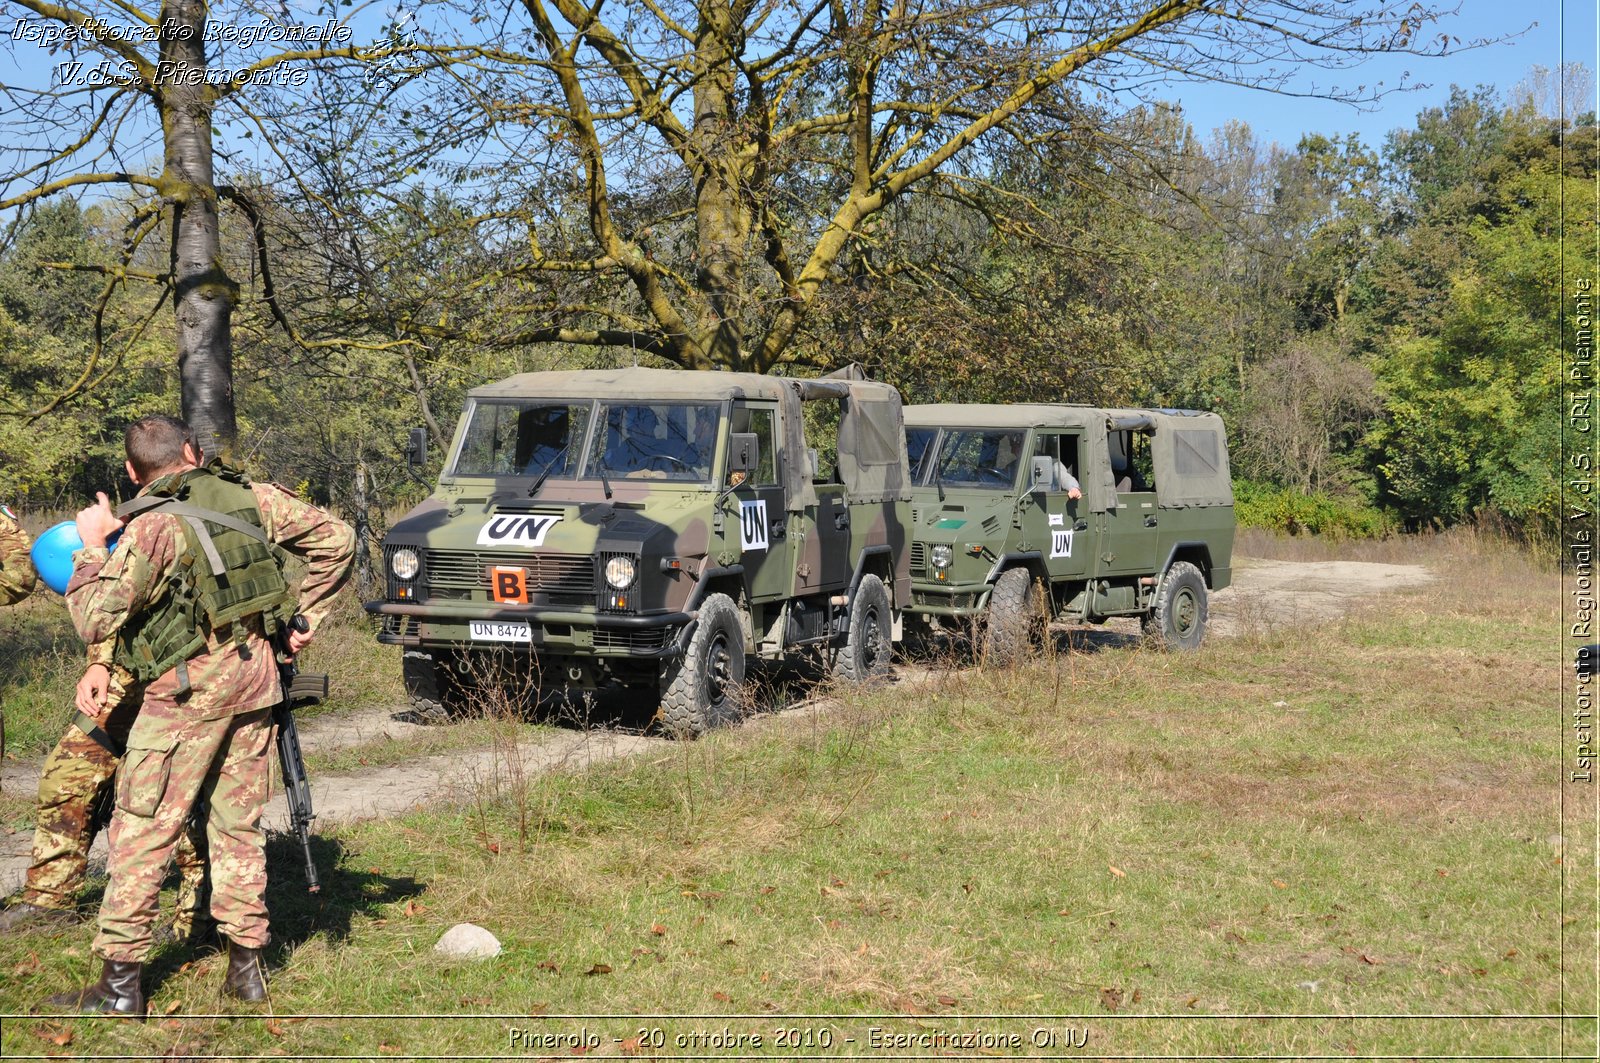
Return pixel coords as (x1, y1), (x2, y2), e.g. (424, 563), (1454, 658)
(903, 405), (1234, 658)
(367, 368), (912, 734)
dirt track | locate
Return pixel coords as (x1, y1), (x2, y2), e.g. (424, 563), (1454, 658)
(0, 556), (1431, 894)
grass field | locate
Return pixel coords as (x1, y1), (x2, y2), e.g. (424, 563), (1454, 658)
(0, 530), (1591, 1059)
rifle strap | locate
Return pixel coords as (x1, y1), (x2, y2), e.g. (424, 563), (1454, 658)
(73, 711), (125, 758)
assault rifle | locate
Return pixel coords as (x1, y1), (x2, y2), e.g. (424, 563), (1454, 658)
(276, 614), (326, 893)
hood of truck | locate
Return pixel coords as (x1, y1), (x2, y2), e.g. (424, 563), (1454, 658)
(384, 484), (717, 560)
(908, 486), (1015, 545)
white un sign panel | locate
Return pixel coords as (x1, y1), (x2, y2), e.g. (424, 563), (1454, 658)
(740, 499), (770, 551)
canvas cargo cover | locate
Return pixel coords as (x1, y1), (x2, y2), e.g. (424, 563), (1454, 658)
(472, 367), (794, 403)
(831, 382), (912, 504)
(1149, 410), (1233, 508)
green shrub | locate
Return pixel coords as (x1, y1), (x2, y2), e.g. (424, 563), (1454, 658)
(1233, 478), (1394, 539)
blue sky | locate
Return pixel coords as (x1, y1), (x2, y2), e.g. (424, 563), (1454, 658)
(1153, 2), (1600, 150)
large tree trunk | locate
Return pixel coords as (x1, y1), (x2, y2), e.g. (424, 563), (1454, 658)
(691, 3), (748, 369)
(161, 0), (238, 456)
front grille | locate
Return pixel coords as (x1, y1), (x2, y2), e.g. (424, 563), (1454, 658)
(909, 541), (926, 575)
(378, 614), (420, 639)
(593, 626), (672, 652)
(423, 549), (595, 599)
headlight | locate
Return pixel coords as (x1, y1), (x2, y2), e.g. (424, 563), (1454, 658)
(390, 548), (419, 580)
(930, 544), (954, 569)
(605, 556), (637, 589)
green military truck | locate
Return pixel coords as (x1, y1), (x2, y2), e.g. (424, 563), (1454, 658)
(903, 405), (1234, 659)
(367, 368), (912, 734)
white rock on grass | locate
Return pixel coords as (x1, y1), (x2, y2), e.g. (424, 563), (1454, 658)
(434, 923), (502, 959)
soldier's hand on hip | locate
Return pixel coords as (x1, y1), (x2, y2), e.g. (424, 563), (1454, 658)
(76, 663), (111, 717)
(75, 492), (124, 549)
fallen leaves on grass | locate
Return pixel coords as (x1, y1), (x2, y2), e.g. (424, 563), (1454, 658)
(1272, 879), (1288, 889)
(585, 963), (613, 976)
(404, 899), (427, 918)
(1108, 865), (1126, 878)
(649, 923), (667, 936)
(163, 998), (183, 1015)
(34, 1026), (72, 1047)
(266, 1021), (286, 1038)
(1100, 987), (1123, 1011)
(711, 991), (731, 1003)
(1224, 931), (1246, 945)
(12, 952), (40, 976)
(537, 961), (560, 974)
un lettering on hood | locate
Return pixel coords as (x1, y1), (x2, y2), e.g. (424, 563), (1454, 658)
(476, 514), (562, 548)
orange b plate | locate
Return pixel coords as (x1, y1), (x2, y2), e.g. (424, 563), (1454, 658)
(489, 565), (529, 604)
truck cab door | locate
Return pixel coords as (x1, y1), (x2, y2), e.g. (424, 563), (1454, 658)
(793, 398), (852, 597)
(1096, 428), (1161, 577)
(727, 402), (788, 605)
(1031, 431), (1092, 581)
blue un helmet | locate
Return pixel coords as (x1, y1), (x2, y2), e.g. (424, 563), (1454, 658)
(30, 520), (120, 595)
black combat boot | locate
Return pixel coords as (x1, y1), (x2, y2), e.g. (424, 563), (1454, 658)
(222, 941), (269, 1003)
(43, 959), (146, 1018)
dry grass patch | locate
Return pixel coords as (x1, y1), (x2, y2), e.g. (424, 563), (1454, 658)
(798, 938), (974, 1012)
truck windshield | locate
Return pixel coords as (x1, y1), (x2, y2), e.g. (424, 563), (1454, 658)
(933, 429), (1026, 489)
(906, 427), (937, 482)
(584, 402), (721, 483)
(453, 401), (592, 478)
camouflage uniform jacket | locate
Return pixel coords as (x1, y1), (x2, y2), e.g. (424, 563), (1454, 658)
(0, 505), (36, 605)
(65, 480), (355, 719)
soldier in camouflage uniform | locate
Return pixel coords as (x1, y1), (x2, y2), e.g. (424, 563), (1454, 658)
(0, 650), (210, 936)
(45, 415), (354, 1018)
(0, 503), (34, 605)
(1, 504), (38, 786)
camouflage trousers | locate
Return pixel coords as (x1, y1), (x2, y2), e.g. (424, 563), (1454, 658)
(19, 697), (208, 933)
(95, 704), (273, 963)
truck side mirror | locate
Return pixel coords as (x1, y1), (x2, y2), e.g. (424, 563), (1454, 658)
(729, 432), (759, 474)
(406, 427), (428, 469)
(1029, 456), (1056, 494)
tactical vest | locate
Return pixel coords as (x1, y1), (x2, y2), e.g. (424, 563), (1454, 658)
(113, 462), (292, 686)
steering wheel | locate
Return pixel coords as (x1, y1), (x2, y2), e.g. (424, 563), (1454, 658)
(646, 454), (690, 472)
(978, 466), (1009, 483)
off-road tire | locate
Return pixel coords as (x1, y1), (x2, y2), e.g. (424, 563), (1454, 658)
(402, 650), (464, 720)
(1143, 561), (1207, 651)
(834, 574), (893, 683)
(984, 567), (1045, 665)
(658, 593), (746, 738)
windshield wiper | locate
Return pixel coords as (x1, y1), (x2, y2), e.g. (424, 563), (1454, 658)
(527, 445), (570, 497)
(596, 457), (614, 499)
(934, 458), (946, 503)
